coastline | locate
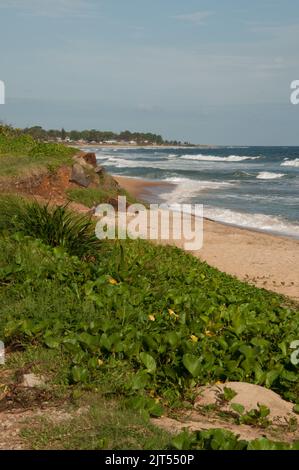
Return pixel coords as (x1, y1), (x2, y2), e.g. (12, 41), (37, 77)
(114, 175), (299, 302)
(71, 143), (217, 150)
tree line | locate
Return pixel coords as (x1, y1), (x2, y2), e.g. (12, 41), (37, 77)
(20, 126), (190, 145)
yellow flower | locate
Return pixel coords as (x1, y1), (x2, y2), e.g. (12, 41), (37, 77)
(168, 309), (179, 319)
(108, 278), (118, 285)
(148, 315), (156, 322)
(98, 359), (104, 366)
(205, 330), (214, 337)
(190, 335), (199, 343)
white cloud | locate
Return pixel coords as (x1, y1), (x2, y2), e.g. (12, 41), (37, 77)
(0, 0), (98, 18)
(173, 11), (214, 25)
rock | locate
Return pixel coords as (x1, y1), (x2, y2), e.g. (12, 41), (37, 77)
(73, 156), (95, 171)
(95, 166), (105, 175)
(195, 382), (297, 422)
(70, 163), (91, 188)
(21, 373), (45, 388)
(82, 152), (97, 167)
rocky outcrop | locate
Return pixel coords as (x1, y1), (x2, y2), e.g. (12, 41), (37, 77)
(0, 151), (121, 204)
(82, 152), (97, 167)
(70, 152), (106, 188)
(70, 163), (91, 188)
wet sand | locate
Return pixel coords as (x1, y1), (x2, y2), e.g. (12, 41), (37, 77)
(114, 176), (173, 200)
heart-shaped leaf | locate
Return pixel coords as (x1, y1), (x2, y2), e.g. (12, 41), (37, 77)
(183, 354), (201, 377)
(140, 352), (156, 374)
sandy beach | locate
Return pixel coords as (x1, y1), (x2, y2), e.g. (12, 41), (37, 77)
(114, 175), (299, 302)
(114, 176), (173, 200)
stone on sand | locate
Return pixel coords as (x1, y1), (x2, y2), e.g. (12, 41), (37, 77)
(21, 373), (45, 388)
(195, 382), (297, 422)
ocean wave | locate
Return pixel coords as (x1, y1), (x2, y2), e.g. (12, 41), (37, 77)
(96, 156), (187, 170)
(96, 154), (118, 160)
(281, 158), (299, 167)
(159, 178), (234, 203)
(256, 172), (285, 180)
(97, 156), (149, 168)
(203, 207), (299, 237)
(233, 171), (254, 177)
(181, 154), (261, 162)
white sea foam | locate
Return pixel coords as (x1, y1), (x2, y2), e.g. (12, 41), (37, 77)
(160, 177), (234, 203)
(181, 154), (260, 162)
(203, 207), (299, 237)
(96, 153), (261, 171)
(158, 177), (299, 237)
(256, 172), (285, 180)
(281, 158), (299, 168)
(98, 156), (145, 168)
(96, 156), (184, 170)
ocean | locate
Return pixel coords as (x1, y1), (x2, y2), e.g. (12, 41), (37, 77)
(90, 146), (299, 238)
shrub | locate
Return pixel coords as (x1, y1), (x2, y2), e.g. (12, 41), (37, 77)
(0, 196), (99, 259)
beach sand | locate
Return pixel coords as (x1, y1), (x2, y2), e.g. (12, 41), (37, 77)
(115, 176), (173, 200)
(114, 175), (299, 302)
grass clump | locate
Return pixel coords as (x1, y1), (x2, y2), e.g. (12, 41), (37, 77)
(20, 395), (171, 450)
(20, 406), (299, 450)
(0, 196), (99, 259)
(0, 131), (77, 179)
(67, 187), (138, 208)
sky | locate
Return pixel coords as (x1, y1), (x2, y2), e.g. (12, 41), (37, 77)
(0, 0), (299, 145)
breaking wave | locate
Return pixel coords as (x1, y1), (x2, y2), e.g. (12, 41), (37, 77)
(281, 158), (299, 168)
(256, 172), (285, 180)
(181, 154), (261, 162)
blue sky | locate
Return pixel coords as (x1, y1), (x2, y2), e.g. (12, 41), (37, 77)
(0, 0), (299, 144)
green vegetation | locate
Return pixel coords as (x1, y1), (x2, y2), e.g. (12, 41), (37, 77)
(230, 402), (272, 427)
(21, 125), (189, 146)
(0, 197), (298, 406)
(20, 395), (171, 450)
(0, 131), (298, 449)
(20, 404), (299, 450)
(0, 125), (76, 178)
(171, 429), (299, 451)
(0, 196), (99, 259)
(66, 187), (137, 208)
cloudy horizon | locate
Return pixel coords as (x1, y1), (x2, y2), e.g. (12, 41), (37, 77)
(1, 0), (299, 145)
